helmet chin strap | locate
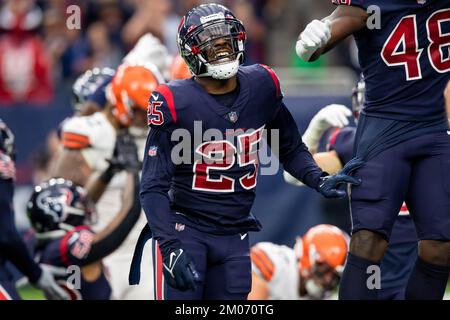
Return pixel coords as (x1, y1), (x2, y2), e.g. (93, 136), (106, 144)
(208, 59), (240, 80)
(197, 53), (242, 80)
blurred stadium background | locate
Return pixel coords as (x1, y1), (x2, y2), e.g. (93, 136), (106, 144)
(2, 0), (447, 299)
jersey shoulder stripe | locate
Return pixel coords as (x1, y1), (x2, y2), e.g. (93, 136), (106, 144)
(251, 247), (275, 281)
(259, 64), (281, 98)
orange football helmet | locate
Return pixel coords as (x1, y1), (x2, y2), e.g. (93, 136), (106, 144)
(108, 64), (160, 126)
(170, 54), (192, 80)
(295, 224), (349, 277)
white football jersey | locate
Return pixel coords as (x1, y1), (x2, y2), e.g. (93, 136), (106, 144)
(61, 112), (153, 299)
(251, 242), (301, 300)
(61, 112), (127, 230)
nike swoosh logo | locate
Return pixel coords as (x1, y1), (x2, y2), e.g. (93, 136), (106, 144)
(151, 93), (159, 100)
(240, 233), (248, 240)
(169, 251), (177, 267)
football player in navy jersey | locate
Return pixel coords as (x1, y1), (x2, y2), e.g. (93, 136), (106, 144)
(285, 78), (418, 299)
(134, 3), (363, 300)
(27, 133), (142, 300)
(0, 119), (69, 300)
(296, 0), (450, 299)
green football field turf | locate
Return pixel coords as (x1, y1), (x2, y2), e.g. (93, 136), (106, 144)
(17, 286), (45, 300)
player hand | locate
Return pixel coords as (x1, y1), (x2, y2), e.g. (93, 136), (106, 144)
(108, 131), (141, 174)
(317, 158), (363, 199)
(314, 104), (352, 130)
(296, 19), (332, 61)
(163, 248), (200, 292)
(302, 104), (351, 151)
(34, 264), (70, 300)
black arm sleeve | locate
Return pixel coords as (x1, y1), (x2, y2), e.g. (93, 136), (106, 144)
(267, 102), (325, 190)
(81, 173), (142, 265)
(0, 179), (42, 283)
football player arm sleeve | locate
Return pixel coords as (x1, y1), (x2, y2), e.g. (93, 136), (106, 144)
(267, 102), (325, 190)
(81, 172), (141, 265)
(0, 179), (42, 283)
(140, 128), (180, 257)
(302, 5), (367, 62)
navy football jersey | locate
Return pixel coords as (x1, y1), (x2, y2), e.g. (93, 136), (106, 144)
(333, 0), (450, 121)
(141, 64), (323, 253)
(39, 226), (111, 300)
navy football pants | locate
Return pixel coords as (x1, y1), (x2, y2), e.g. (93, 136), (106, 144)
(154, 224), (252, 300)
(350, 130), (450, 241)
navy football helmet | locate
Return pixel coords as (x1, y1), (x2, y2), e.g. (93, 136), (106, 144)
(72, 67), (115, 112)
(27, 178), (97, 240)
(352, 76), (365, 122)
(177, 4), (246, 79)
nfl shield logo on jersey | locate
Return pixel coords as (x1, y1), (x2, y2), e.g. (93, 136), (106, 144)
(227, 111), (239, 123)
(417, 0), (426, 4)
(148, 146), (158, 157)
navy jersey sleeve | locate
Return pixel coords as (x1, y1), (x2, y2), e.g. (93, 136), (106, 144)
(0, 170), (41, 283)
(140, 127), (179, 257)
(327, 127), (356, 165)
(59, 227), (96, 267)
(147, 84), (178, 132)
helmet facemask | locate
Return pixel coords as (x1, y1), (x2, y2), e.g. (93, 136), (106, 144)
(180, 19), (246, 80)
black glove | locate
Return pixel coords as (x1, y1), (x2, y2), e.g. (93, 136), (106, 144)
(317, 158), (363, 198)
(101, 131), (141, 183)
(163, 248), (200, 292)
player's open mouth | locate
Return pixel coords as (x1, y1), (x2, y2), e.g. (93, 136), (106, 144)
(212, 50), (233, 64)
